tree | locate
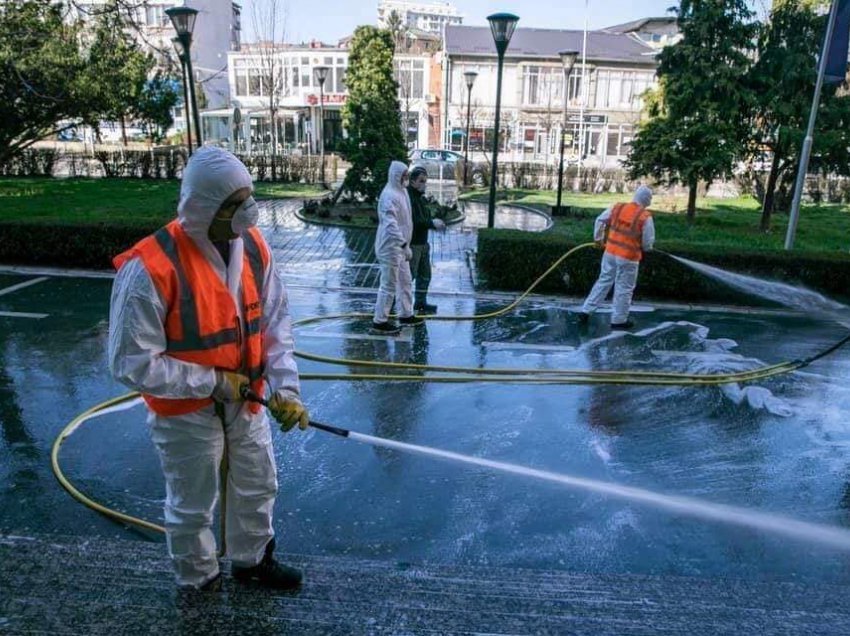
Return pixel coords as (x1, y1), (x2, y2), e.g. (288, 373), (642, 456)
(745, 0), (850, 230)
(135, 73), (180, 142)
(0, 0), (158, 164)
(85, 7), (154, 146)
(386, 10), (408, 53)
(338, 26), (407, 203)
(625, 0), (756, 223)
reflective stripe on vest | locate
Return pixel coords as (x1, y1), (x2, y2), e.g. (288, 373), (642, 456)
(113, 221), (270, 416)
(605, 202), (650, 262)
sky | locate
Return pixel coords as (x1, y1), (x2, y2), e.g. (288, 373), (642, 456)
(241, 0), (768, 45)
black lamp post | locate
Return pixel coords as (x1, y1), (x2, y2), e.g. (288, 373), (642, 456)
(486, 13), (519, 229)
(166, 6), (202, 148)
(463, 70), (477, 186)
(556, 50), (578, 215)
(171, 37), (194, 155)
(314, 66), (330, 186)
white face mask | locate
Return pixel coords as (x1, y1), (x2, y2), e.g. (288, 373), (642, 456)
(231, 196), (258, 234)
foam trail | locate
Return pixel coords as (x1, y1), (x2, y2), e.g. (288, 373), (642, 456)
(342, 430), (850, 551)
(670, 255), (848, 316)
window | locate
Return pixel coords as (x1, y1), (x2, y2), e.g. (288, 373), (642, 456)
(144, 4), (169, 26)
(236, 73), (248, 96)
(233, 60), (266, 97)
(249, 73), (261, 96)
(335, 68), (346, 93)
(394, 58), (425, 100)
(522, 65), (563, 106)
(605, 124), (634, 156)
(595, 70), (655, 109)
(567, 73), (582, 103)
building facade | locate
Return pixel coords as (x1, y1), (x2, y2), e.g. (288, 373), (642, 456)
(377, 0), (462, 36)
(212, 20), (667, 166)
(209, 43), (350, 154)
(209, 43), (436, 154)
(442, 25), (660, 167)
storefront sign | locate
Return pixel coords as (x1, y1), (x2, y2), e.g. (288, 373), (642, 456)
(307, 93), (347, 105)
(567, 114), (607, 124)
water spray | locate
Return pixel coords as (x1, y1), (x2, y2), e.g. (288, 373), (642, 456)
(242, 387), (850, 553)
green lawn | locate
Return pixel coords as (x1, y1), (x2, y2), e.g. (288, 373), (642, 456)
(462, 188), (850, 253)
(0, 178), (327, 227)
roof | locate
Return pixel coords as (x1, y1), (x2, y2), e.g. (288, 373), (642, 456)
(444, 25), (657, 65)
(602, 17), (677, 34)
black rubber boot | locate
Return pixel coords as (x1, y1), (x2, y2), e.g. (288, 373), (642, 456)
(577, 312), (590, 325)
(399, 315), (425, 326)
(415, 302), (438, 315)
(232, 539), (302, 591)
(610, 320), (634, 330)
(370, 321), (401, 335)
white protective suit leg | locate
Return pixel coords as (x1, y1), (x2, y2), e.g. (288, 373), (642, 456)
(374, 248), (413, 322)
(224, 405), (278, 568)
(149, 402), (278, 586)
(581, 252), (617, 314)
(150, 407), (224, 588)
(396, 255), (414, 318)
(611, 257), (639, 324)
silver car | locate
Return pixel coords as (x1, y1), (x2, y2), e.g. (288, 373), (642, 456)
(408, 149), (486, 185)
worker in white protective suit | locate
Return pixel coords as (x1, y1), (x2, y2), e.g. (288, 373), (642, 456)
(578, 185), (655, 330)
(371, 160), (424, 334)
(108, 146), (308, 592)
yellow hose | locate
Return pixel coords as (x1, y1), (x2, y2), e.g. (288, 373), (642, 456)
(51, 392), (165, 534)
(52, 241), (815, 534)
(291, 242), (805, 386)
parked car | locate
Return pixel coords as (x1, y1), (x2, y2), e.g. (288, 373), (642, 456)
(408, 148), (486, 186)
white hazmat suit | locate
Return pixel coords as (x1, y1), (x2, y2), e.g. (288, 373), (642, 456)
(581, 185), (655, 325)
(373, 160), (414, 324)
(108, 147), (300, 589)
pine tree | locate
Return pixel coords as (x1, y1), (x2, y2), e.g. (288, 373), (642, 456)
(339, 26), (407, 203)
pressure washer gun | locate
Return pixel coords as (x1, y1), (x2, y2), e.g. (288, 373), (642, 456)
(238, 385), (346, 437)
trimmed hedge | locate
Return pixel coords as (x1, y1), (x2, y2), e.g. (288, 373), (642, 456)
(477, 229), (850, 305)
(0, 221), (159, 270)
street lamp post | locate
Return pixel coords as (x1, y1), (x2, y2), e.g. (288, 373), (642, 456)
(166, 7), (202, 148)
(556, 50), (578, 215)
(463, 70), (478, 186)
(486, 13), (519, 229)
(171, 37), (193, 156)
(314, 66), (330, 186)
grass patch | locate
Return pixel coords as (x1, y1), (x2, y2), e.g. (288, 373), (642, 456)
(462, 189), (850, 254)
(0, 177), (327, 227)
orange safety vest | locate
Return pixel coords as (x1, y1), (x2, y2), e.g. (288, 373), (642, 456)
(113, 220), (270, 416)
(604, 202), (651, 262)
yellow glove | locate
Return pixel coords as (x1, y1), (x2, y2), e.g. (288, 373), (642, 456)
(213, 370), (250, 402)
(269, 390), (309, 432)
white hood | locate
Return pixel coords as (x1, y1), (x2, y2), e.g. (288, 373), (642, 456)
(177, 146), (254, 239)
(375, 160), (413, 256)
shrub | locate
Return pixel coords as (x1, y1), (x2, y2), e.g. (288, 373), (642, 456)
(477, 229), (850, 304)
(0, 221), (159, 269)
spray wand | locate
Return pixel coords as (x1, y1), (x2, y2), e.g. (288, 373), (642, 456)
(239, 385), (348, 437)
